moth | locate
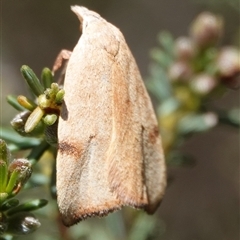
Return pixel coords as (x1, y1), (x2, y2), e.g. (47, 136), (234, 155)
(56, 6), (166, 226)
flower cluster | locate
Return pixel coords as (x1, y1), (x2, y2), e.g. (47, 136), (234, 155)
(0, 139), (47, 236)
(0, 66), (62, 238)
(147, 12), (239, 164)
(169, 12), (239, 90)
(8, 66), (65, 145)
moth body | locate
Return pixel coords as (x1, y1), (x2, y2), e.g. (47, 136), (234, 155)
(57, 6), (166, 226)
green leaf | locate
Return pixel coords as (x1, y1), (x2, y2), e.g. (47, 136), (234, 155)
(7, 199), (48, 216)
(41, 68), (54, 89)
(0, 160), (8, 193)
(6, 95), (25, 111)
(157, 97), (180, 116)
(146, 64), (172, 102)
(8, 159), (32, 189)
(157, 31), (175, 56)
(20, 65), (44, 97)
(5, 170), (20, 195)
(1, 199), (19, 211)
(0, 128), (41, 151)
(0, 140), (10, 164)
(150, 48), (173, 69)
(178, 112), (218, 135)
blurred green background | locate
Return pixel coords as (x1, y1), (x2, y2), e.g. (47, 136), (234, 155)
(1, 0), (239, 239)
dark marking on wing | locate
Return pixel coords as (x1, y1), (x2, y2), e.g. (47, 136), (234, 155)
(148, 126), (159, 144)
(58, 141), (83, 159)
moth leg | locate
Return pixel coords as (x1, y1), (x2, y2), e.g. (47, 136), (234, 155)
(52, 50), (72, 84)
(52, 50), (72, 73)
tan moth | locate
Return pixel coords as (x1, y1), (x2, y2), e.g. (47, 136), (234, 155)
(56, 6), (166, 226)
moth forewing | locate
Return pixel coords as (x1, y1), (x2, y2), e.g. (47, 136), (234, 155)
(56, 5), (166, 226)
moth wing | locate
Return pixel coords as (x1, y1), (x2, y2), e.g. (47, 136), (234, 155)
(57, 8), (123, 226)
(106, 32), (166, 212)
(57, 6), (166, 226)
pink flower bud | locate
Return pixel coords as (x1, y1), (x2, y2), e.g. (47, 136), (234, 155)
(168, 61), (192, 82)
(217, 47), (240, 77)
(191, 74), (218, 94)
(190, 12), (223, 48)
(8, 159), (32, 194)
(217, 47), (240, 89)
(175, 37), (196, 61)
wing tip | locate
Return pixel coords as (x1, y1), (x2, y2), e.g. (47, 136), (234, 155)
(70, 5), (101, 23)
(61, 205), (122, 226)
